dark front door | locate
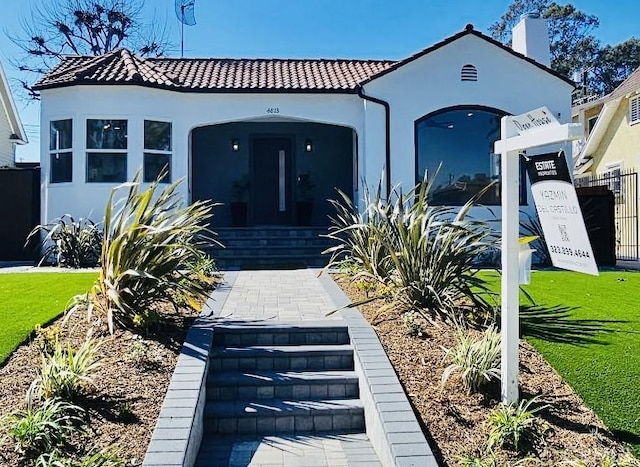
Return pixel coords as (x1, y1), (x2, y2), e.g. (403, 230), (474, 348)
(251, 137), (292, 225)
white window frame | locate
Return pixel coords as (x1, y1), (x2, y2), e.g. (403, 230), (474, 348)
(143, 119), (172, 183)
(630, 95), (640, 126)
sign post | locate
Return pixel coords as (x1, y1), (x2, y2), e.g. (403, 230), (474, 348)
(494, 107), (584, 404)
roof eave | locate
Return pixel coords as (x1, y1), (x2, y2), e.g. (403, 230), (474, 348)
(0, 62), (28, 144)
(34, 80), (361, 95)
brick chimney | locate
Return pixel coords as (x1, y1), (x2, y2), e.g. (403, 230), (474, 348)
(511, 12), (551, 67)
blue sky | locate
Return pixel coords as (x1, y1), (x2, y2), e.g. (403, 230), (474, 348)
(0, 0), (638, 161)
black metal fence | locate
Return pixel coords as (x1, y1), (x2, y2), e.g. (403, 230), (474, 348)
(0, 167), (40, 262)
(575, 169), (639, 261)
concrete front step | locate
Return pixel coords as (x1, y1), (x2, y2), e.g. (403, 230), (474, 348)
(212, 321), (350, 347)
(209, 344), (354, 372)
(208, 370), (359, 401)
(213, 255), (329, 270)
(214, 236), (333, 248)
(213, 245), (330, 258)
(204, 398), (365, 435)
(213, 227), (329, 238)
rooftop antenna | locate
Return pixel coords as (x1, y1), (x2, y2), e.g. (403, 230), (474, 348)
(175, 0), (196, 57)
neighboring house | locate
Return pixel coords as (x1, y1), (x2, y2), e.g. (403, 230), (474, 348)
(0, 60), (28, 166)
(573, 66), (640, 178)
(572, 66), (640, 260)
(35, 15), (574, 228)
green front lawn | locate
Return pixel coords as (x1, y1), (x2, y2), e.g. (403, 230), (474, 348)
(484, 270), (640, 456)
(0, 272), (97, 364)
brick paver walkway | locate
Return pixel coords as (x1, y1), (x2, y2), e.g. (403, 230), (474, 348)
(197, 269), (383, 467)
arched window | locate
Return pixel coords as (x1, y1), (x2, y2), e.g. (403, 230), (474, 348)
(461, 64), (478, 82)
(415, 106), (525, 206)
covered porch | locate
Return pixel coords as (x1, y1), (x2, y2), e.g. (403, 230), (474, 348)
(190, 120), (356, 228)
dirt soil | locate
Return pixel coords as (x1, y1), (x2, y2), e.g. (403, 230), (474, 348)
(0, 302), (201, 466)
(335, 274), (636, 466)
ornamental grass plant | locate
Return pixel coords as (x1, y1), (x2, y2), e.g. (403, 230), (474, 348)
(84, 171), (218, 333)
(325, 173), (497, 324)
(441, 326), (501, 394)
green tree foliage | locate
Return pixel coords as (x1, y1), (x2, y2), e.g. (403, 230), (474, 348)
(10, 0), (171, 98)
(591, 38), (640, 95)
(490, 1), (639, 95)
(489, 1), (600, 78)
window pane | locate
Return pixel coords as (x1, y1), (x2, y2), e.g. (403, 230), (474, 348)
(86, 152), (127, 183)
(50, 152), (72, 183)
(144, 120), (172, 151)
(144, 153), (171, 183)
(416, 108), (507, 206)
(86, 119), (128, 149)
(50, 119), (72, 151)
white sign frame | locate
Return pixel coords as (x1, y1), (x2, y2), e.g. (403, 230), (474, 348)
(494, 114), (583, 404)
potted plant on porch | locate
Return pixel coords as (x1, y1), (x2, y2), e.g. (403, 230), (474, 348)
(295, 172), (315, 226)
(230, 175), (249, 227)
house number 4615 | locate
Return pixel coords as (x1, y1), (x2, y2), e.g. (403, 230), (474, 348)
(266, 108), (280, 114)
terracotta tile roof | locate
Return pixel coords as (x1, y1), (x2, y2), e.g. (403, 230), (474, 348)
(34, 48), (395, 93)
(608, 66), (640, 100)
(34, 25), (575, 93)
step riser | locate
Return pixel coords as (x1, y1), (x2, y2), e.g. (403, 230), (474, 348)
(214, 258), (329, 269)
(214, 238), (332, 248)
(213, 248), (328, 258)
(213, 330), (350, 347)
(209, 354), (354, 372)
(208, 382), (359, 401)
(213, 229), (328, 238)
(205, 411), (365, 435)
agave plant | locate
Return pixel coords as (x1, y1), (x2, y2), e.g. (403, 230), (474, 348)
(27, 215), (102, 268)
(87, 171), (219, 332)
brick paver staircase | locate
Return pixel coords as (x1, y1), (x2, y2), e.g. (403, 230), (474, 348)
(203, 321), (365, 436)
(210, 227), (335, 270)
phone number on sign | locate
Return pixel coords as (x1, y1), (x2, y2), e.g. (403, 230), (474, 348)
(548, 245), (591, 258)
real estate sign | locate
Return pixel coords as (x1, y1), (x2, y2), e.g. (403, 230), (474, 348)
(524, 152), (599, 276)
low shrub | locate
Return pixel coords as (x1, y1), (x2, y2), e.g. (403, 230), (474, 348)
(35, 446), (125, 466)
(34, 324), (63, 355)
(33, 339), (102, 400)
(27, 215), (102, 268)
(3, 397), (84, 455)
(441, 326), (501, 394)
(402, 311), (427, 338)
(486, 396), (547, 453)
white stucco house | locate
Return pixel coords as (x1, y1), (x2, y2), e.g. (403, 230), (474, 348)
(35, 16), (574, 229)
(0, 61), (28, 167)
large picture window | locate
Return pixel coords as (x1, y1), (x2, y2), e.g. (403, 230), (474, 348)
(415, 106), (525, 205)
(143, 120), (172, 183)
(86, 119), (127, 183)
(49, 119), (72, 183)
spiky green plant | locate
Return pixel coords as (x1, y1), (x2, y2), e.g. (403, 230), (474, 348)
(380, 176), (497, 323)
(35, 446), (125, 466)
(87, 171), (219, 332)
(323, 180), (394, 280)
(33, 338), (102, 400)
(442, 326), (501, 393)
(3, 397), (84, 455)
(27, 215), (102, 268)
(486, 396), (547, 452)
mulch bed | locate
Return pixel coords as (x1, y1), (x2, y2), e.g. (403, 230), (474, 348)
(0, 302), (201, 466)
(335, 274), (636, 466)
